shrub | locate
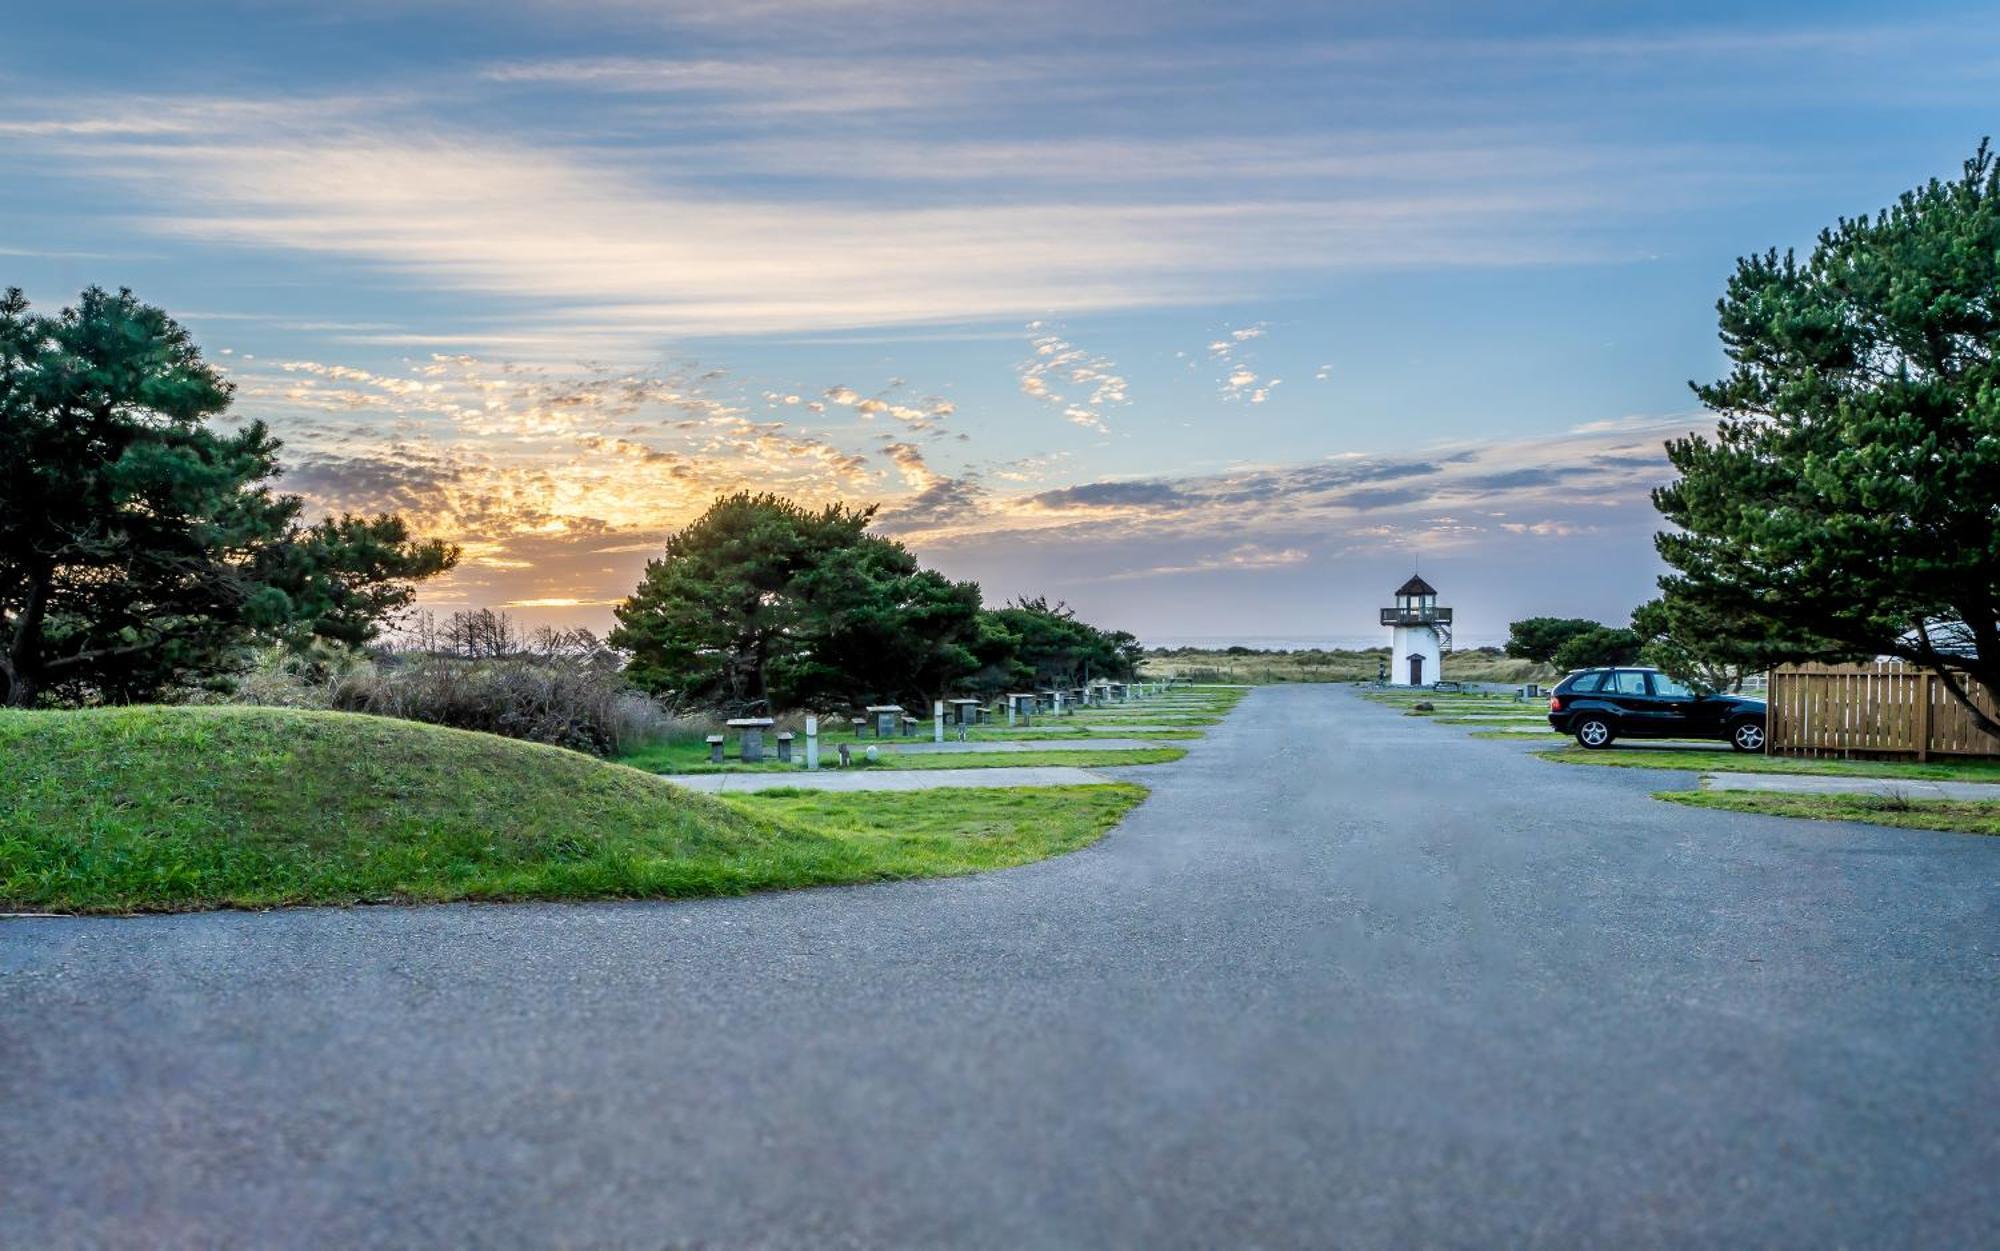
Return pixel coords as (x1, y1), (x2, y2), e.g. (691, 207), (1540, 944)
(326, 654), (685, 756)
(200, 642), (695, 757)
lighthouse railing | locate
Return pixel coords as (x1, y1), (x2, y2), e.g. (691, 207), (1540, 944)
(1380, 606), (1453, 626)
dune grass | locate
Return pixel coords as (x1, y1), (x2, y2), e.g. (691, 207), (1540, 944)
(1144, 651), (1552, 685)
(1658, 790), (2000, 836)
(0, 707), (1146, 914)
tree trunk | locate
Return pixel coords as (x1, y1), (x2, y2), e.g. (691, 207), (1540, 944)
(1922, 662), (2000, 743)
(1909, 616), (2000, 742)
(3, 571), (51, 708)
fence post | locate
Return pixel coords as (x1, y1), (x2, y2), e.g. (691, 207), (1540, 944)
(1915, 672), (1932, 763)
(1767, 668), (1784, 755)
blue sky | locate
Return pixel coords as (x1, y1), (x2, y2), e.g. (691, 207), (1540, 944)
(4, 1), (1992, 644)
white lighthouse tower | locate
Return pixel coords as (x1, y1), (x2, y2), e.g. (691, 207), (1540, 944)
(1381, 573), (1451, 687)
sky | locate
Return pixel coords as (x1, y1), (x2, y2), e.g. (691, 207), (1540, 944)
(3, 1), (1992, 647)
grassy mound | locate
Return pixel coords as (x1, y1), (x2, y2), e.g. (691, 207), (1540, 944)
(0, 707), (1140, 913)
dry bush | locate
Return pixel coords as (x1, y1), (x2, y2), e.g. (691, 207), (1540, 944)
(326, 654), (679, 755)
(200, 641), (690, 757)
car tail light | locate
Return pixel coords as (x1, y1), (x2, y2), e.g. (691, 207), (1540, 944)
(1548, 696), (1564, 712)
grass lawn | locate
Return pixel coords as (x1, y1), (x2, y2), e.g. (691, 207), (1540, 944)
(0, 707), (1147, 914)
(1658, 789), (2000, 836)
(1535, 745), (2000, 783)
(962, 726), (1206, 741)
(615, 739), (1186, 773)
(886, 747), (1186, 769)
(1362, 689), (1532, 702)
(1071, 715), (1220, 726)
(719, 785), (1148, 867)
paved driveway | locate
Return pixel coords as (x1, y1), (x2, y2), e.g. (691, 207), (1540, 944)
(4, 685), (1995, 1249)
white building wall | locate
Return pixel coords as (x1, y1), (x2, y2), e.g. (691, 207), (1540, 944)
(1391, 624), (1443, 687)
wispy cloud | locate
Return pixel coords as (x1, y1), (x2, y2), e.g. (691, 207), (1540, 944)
(1016, 322), (1128, 433)
(478, 53), (1040, 117)
(1104, 543), (1311, 581)
(1205, 323), (1277, 403)
(9, 92), (1677, 344)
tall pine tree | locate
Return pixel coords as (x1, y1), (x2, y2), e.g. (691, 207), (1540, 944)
(1654, 144), (2000, 737)
(0, 287), (457, 706)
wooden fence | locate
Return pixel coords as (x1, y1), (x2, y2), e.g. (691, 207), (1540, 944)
(1766, 662), (2000, 760)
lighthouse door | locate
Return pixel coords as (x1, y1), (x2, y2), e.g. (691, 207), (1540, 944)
(1408, 653), (1424, 685)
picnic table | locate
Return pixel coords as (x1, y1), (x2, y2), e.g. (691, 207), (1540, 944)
(724, 717), (777, 762)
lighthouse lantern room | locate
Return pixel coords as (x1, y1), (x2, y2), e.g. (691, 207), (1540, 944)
(1380, 574), (1453, 687)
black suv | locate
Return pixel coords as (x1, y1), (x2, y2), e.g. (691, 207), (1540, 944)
(1547, 667), (1767, 751)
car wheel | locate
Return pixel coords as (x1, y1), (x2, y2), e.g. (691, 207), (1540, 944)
(1731, 720), (1766, 753)
(1575, 717), (1614, 750)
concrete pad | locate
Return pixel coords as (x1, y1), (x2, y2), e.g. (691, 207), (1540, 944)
(884, 738), (1165, 754)
(1704, 771), (2000, 801)
(661, 766), (1121, 792)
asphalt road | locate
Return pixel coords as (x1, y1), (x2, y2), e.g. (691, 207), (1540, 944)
(4, 685), (1996, 1249)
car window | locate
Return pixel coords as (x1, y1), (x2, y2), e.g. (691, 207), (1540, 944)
(1566, 671), (1602, 693)
(1611, 671), (1649, 695)
(1649, 674), (1693, 698)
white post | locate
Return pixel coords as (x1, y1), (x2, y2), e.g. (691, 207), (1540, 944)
(1054, 691), (1064, 717)
(805, 715), (819, 770)
(1007, 697), (1017, 727)
(933, 700), (944, 743)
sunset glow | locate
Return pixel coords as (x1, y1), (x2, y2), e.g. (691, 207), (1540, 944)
(5, 1), (1989, 642)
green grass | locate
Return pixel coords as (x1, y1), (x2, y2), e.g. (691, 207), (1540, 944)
(720, 785), (1149, 866)
(0, 707), (1147, 914)
(1535, 745), (2000, 783)
(1374, 703), (1541, 716)
(1363, 687), (1533, 698)
(1431, 715), (1551, 725)
(1657, 789), (2000, 836)
(615, 737), (820, 773)
(961, 725), (1206, 741)
(615, 739), (1186, 774)
(885, 747), (1186, 769)
(1071, 716), (1220, 726)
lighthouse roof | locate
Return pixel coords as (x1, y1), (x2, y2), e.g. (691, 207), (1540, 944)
(1395, 573), (1437, 597)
